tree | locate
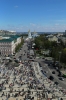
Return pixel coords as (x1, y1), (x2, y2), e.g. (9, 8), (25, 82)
(61, 48), (66, 64)
(15, 38), (24, 52)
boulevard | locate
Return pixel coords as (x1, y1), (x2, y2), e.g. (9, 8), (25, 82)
(21, 41), (66, 90)
(0, 40), (66, 100)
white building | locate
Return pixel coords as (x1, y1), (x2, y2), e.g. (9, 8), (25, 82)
(28, 30), (32, 39)
(0, 35), (21, 56)
(32, 31), (39, 38)
(48, 35), (58, 42)
(25, 30), (32, 41)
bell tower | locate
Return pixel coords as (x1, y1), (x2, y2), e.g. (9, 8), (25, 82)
(28, 30), (32, 39)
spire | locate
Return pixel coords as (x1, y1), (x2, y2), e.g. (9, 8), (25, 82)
(28, 29), (30, 33)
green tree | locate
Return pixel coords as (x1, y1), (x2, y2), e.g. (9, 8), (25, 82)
(61, 48), (66, 64)
(34, 35), (66, 65)
(15, 37), (24, 52)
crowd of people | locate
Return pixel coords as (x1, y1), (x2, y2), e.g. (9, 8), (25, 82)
(0, 59), (66, 100)
(0, 60), (47, 100)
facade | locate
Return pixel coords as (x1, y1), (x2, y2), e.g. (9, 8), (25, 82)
(0, 35), (21, 56)
(48, 36), (58, 42)
(57, 33), (63, 37)
(32, 31), (39, 38)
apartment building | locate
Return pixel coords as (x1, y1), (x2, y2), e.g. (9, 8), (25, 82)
(0, 35), (21, 56)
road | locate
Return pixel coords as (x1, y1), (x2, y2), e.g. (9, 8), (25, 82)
(10, 41), (66, 89)
(38, 59), (66, 89)
(15, 42), (28, 61)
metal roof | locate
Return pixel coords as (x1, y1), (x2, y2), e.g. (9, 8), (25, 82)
(0, 35), (21, 43)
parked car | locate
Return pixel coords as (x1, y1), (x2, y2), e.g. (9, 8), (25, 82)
(58, 71), (62, 77)
(58, 74), (62, 77)
(59, 77), (64, 81)
(49, 76), (54, 80)
(52, 71), (55, 74)
(39, 63), (42, 67)
(54, 81), (59, 85)
(55, 67), (59, 71)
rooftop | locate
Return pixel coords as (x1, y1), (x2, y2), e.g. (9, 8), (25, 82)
(0, 35), (21, 43)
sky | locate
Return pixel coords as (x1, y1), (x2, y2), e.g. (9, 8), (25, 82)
(0, 0), (66, 32)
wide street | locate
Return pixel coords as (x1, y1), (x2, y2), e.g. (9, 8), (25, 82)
(39, 60), (66, 89)
(0, 40), (66, 100)
(15, 42), (29, 61)
(14, 40), (66, 90)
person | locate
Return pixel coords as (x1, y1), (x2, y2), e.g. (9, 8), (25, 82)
(2, 92), (4, 96)
(8, 93), (10, 98)
(60, 98), (63, 100)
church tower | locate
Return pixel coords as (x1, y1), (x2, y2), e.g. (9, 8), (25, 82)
(28, 30), (32, 39)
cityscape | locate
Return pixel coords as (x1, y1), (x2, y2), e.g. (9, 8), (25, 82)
(0, 0), (66, 100)
(0, 30), (65, 100)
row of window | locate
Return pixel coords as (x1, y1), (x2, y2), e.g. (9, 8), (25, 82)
(0, 49), (11, 51)
(0, 45), (11, 47)
(0, 43), (11, 45)
(1, 51), (11, 53)
(1, 52), (11, 55)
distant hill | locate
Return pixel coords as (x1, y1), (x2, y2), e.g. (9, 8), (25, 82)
(0, 30), (16, 35)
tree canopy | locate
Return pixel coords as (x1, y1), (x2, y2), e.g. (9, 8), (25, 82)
(34, 35), (66, 64)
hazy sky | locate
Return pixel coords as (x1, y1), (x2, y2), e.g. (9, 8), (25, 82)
(0, 0), (66, 32)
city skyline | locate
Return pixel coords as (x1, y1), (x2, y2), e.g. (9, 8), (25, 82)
(0, 0), (66, 32)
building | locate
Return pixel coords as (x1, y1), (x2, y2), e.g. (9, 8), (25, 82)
(48, 35), (58, 42)
(32, 31), (39, 38)
(28, 30), (32, 39)
(57, 33), (63, 37)
(25, 30), (32, 41)
(0, 35), (21, 56)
